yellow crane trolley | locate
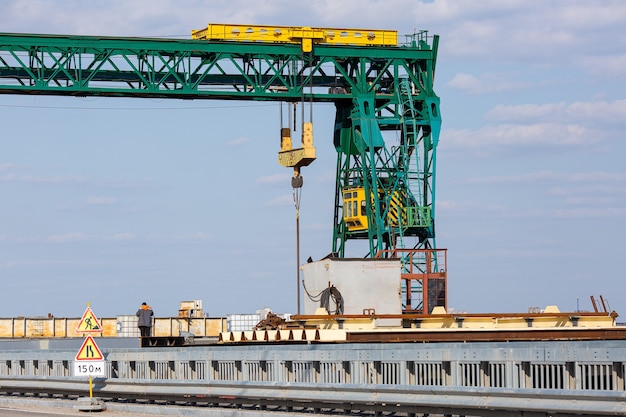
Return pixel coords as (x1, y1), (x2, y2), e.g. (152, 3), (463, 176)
(192, 24), (398, 52)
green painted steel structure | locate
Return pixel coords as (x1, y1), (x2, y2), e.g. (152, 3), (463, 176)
(0, 31), (442, 312)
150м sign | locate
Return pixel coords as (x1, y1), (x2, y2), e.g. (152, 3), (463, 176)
(74, 361), (106, 377)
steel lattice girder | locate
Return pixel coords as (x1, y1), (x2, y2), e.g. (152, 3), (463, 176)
(0, 32), (437, 103)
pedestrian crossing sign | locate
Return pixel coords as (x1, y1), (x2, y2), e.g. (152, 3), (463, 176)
(75, 335), (104, 361)
(76, 307), (103, 333)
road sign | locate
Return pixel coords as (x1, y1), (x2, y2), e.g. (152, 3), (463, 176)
(73, 360), (106, 377)
(76, 307), (103, 333)
(75, 335), (104, 361)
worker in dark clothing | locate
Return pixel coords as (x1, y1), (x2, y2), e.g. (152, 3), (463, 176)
(136, 302), (154, 337)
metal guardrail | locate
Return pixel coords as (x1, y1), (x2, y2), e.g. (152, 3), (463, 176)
(1, 377), (625, 417)
(1, 339), (625, 416)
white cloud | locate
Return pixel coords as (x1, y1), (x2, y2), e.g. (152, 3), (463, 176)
(442, 99), (626, 156)
(429, 1), (626, 66)
(484, 205), (625, 220)
(443, 123), (598, 152)
(1, 1), (625, 77)
(580, 54), (626, 78)
(462, 170), (626, 185)
(549, 184), (626, 196)
(549, 206), (625, 219)
(487, 99), (626, 124)
(453, 171), (626, 220)
(446, 73), (525, 95)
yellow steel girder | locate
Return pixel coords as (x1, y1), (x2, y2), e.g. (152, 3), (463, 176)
(192, 23), (398, 52)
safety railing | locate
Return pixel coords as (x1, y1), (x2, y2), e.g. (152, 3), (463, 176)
(1, 339), (626, 416)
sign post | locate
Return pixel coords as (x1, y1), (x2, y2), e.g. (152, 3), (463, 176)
(73, 303), (106, 410)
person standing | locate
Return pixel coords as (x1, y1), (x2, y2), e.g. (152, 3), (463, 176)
(136, 302), (154, 337)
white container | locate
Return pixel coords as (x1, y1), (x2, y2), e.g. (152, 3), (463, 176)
(301, 258), (402, 327)
(226, 314), (261, 332)
(116, 315), (140, 337)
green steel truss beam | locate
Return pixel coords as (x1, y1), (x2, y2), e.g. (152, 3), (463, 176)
(0, 32), (436, 103)
(0, 31), (442, 288)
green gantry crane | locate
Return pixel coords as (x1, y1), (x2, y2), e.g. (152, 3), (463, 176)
(0, 24), (446, 313)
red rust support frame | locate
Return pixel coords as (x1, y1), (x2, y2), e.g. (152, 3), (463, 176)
(376, 248), (447, 314)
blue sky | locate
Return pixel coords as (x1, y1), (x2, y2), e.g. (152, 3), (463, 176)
(1, 0), (625, 319)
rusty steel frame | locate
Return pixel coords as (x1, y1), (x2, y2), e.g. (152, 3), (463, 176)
(375, 248), (447, 314)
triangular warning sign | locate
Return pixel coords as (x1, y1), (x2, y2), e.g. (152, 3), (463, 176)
(76, 307), (103, 333)
(75, 335), (104, 361)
